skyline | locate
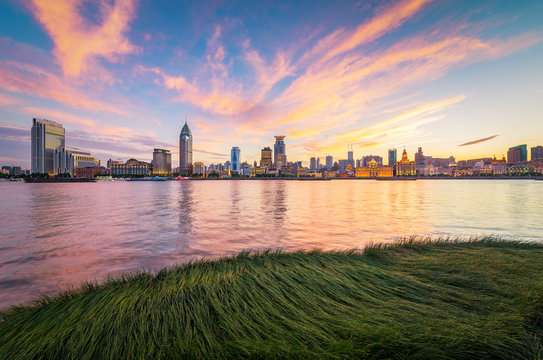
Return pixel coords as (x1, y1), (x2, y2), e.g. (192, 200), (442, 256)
(0, 0), (543, 168)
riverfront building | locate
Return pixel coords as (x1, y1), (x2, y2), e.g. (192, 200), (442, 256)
(326, 155), (333, 170)
(388, 148), (397, 166)
(394, 149), (416, 176)
(152, 149), (171, 175)
(507, 144), (527, 164)
(274, 136), (286, 169)
(31, 118), (66, 175)
(231, 147), (240, 173)
(355, 160), (393, 178)
(179, 121), (193, 174)
(55, 147), (100, 176)
(531, 146), (543, 161)
(260, 147), (273, 169)
(192, 162), (205, 177)
(109, 159), (152, 176)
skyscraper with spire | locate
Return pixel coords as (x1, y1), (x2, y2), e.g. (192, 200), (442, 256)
(179, 119), (193, 174)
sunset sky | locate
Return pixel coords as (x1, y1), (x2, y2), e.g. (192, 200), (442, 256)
(0, 0), (542, 168)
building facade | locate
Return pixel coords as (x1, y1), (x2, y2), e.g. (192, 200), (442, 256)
(179, 121), (193, 174)
(310, 157), (316, 171)
(361, 155), (383, 167)
(31, 118), (66, 175)
(394, 149), (416, 176)
(531, 146), (543, 162)
(388, 148), (397, 166)
(153, 149), (172, 175)
(273, 136), (286, 169)
(192, 162), (205, 177)
(507, 144), (527, 164)
(231, 147), (240, 173)
(110, 159), (152, 176)
(326, 155), (333, 170)
(260, 147), (273, 169)
(355, 160), (393, 178)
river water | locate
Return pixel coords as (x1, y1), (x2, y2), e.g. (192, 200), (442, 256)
(1, 179), (542, 309)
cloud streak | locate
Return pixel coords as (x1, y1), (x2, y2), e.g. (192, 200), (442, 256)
(459, 135), (499, 147)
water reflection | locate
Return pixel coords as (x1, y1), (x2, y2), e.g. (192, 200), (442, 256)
(0, 179), (542, 309)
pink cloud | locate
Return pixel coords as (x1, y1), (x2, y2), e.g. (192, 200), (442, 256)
(27, 0), (140, 77)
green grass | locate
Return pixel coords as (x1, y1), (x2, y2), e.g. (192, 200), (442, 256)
(1, 237), (543, 359)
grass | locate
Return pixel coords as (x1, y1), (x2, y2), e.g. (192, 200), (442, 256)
(1, 236), (543, 359)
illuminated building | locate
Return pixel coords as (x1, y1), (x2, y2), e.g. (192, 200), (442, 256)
(192, 162), (205, 177)
(241, 162), (252, 176)
(394, 149), (416, 176)
(231, 147), (240, 173)
(491, 156), (507, 175)
(388, 149), (397, 166)
(507, 144), (527, 164)
(355, 160), (393, 178)
(152, 149), (172, 175)
(31, 118), (66, 175)
(260, 147), (273, 169)
(179, 121), (193, 174)
(109, 159), (152, 176)
(273, 136), (286, 169)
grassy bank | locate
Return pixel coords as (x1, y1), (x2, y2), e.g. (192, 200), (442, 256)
(1, 238), (543, 359)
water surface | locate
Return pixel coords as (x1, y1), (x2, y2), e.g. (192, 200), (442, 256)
(1, 179), (542, 309)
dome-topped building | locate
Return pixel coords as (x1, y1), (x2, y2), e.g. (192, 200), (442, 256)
(179, 120), (193, 174)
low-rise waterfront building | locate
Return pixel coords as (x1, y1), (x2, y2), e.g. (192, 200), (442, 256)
(109, 158), (152, 176)
(192, 162), (205, 177)
(355, 160), (393, 178)
(394, 149), (416, 176)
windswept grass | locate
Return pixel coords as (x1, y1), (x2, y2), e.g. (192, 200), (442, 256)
(1, 237), (543, 359)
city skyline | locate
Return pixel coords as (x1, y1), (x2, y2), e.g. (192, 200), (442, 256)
(1, 0), (543, 168)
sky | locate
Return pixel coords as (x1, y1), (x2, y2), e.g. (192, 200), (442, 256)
(0, 0), (542, 168)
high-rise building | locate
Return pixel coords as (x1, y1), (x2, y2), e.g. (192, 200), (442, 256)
(347, 150), (354, 169)
(326, 155), (333, 170)
(316, 157), (321, 170)
(388, 148), (397, 166)
(153, 148), (172, 175)
(179, 121), (193, 174)
(531, 146), (543, 161)
(310, 157), (316, 171)
(31, 118), (66, 175)
(507, 144), (527, 164)
(231, 147), (240, 173)
(274, 136), (286, 169)
(260, 147), (273, 169)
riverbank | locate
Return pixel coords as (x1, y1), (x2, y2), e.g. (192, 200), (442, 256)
(1, 238), (542, 359)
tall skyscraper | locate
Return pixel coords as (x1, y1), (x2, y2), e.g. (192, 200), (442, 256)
(231, 147), (240, 173)
(316, 157), (321, 170)
(326, 155), (333, 170)
(179, 120), (193, 174)
(347, 150), (354, 169)
(274, 136), (286, 169)
(507, 144), (527, 164)
(31, 118), (66, 175)
(388, 148), (397, 166)
(153, 148), (172, 175)
(310, 157), (316, 171)
(531, 146), (543, 161)
(260, 147), (273, 169)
